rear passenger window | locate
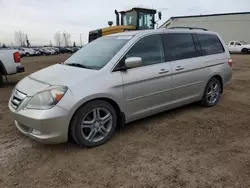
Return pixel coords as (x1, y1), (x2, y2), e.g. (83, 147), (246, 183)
(230, 42), (234, 45)
(197, 34), (224, 55)
(163, 33), (197, 62)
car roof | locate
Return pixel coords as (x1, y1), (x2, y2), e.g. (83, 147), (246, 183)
(109, 29), (218, 38)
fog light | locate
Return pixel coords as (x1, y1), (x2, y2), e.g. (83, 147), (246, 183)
(32, 129), (41, 135)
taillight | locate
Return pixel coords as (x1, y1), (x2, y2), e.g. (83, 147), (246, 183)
(228, 58), (233, 67)
(13, 52), (20, 63)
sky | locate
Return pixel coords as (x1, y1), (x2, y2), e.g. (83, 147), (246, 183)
(0, 0), (250, 46)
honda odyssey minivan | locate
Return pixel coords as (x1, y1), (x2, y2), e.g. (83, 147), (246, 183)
(9, 28), (232, 147)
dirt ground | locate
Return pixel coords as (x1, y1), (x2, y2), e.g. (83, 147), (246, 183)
(0, 54), (250, 188)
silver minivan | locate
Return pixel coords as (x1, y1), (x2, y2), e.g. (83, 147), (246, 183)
(9, 28), (232, 147)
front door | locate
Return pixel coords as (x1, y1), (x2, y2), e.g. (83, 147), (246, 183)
(120, 34), (172, 120)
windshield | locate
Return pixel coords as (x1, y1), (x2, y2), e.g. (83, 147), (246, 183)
(124, 11), (137, 26)
(240, 41), (248, 45)
(64, 36), (131, 70)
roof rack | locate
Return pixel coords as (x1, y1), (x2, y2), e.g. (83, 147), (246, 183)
(168, 27), (208, 31)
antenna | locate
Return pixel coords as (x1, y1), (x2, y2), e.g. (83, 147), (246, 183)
(158, 8), (168, 11)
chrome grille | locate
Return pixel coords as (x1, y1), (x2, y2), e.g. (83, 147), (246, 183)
(11, 89), (26, 109)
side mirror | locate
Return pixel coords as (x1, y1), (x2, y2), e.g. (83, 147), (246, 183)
(125, 57), (142, 69)
(158, 12), (162, 20)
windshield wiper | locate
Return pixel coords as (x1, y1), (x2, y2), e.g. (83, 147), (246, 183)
(66, 63), (93, 69)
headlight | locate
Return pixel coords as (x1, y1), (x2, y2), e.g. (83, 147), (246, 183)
(26, 86), (68, 110)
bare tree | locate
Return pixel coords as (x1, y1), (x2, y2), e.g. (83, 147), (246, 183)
(54, 31), (62, 47)
(15, 31), (26, 47)
(62, 32), (71, 47)
(26, 34), (30, 47)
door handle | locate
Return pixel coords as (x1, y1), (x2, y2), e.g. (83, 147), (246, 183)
(158, 69), (169, 74)
(175, 66), (184, 71)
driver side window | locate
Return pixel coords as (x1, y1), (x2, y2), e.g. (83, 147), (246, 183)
(125, 34), (165, 67)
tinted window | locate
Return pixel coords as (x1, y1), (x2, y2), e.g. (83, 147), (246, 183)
(125, 34), (164, 66)
(163, 33), (197, 61)
(230, 42), (234, 45)
(65, 36), (130, 70)
(197, 34), (224, 55)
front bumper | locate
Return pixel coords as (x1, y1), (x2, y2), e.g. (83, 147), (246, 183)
(9, 101), (70, 144)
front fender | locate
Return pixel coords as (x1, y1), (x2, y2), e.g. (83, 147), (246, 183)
(58, 89), (124, 125)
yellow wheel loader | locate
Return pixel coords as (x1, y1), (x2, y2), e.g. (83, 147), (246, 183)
(89, 7), (161, 42)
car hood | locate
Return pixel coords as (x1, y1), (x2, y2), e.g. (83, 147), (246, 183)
(16, 64), (98, 96)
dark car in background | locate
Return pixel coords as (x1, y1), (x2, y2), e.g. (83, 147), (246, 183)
(59, 47), (72, 54)
(37, 48), (51, 55)
(33, 49), (42, 56)
(72, 47), (80, 53)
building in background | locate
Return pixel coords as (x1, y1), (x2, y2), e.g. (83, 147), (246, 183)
(159, 12), (250, 44)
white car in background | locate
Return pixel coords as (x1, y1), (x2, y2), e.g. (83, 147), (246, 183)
(18, 48), (36, 57)
(228, 41), (250, 54)
(0, 49), (24, 85)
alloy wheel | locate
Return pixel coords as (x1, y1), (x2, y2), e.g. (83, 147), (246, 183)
(81, 108), (113, 143)
(206, 82), (220, 104)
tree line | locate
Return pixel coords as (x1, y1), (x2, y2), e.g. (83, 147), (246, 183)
(54, 31), (72, 47)
(10, 30), (73, 48)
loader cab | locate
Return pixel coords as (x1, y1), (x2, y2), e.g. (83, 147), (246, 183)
(88, 7), (160, 43)
(120, 8), (157, 30)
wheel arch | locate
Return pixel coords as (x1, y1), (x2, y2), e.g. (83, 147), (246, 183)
(68, 97), (125, 139)
(0, 60), (7, 75)
(209, 74), (224, 93)
(241, 48), (248, 53)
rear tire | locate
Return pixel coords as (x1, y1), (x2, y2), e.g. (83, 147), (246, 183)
(70, 100), (117, 148)
(201, 77), (221, 107)
(241, 48), (248, 54)
(26, 53), (30, 57)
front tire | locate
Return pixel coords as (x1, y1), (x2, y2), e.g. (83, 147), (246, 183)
(201, 77), (221, 107)
(70, 100), (117, 148)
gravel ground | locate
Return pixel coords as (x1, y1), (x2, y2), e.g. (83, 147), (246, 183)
(0, 54), (250, 188)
